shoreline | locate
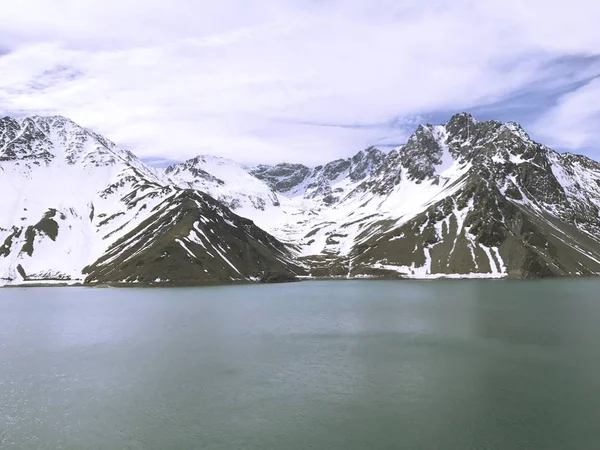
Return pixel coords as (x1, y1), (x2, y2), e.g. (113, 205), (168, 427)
(2, 273), (592, 289)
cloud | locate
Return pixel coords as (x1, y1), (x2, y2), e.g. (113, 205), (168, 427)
(0, 0), (599, 164)
(532, 77), (600, 150)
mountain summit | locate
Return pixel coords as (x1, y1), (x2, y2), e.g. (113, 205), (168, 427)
(2, 113), (600, 285)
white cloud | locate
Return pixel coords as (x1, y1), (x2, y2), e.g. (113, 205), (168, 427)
(0, 0), (599, 164)
(533, 77), (600, 150)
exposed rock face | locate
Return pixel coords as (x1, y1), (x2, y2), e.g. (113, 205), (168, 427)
(83, 190), (301, 285)
(250, 163), (311, 192)
(347, 116), (600, 278)
(3, 112), (600, 285)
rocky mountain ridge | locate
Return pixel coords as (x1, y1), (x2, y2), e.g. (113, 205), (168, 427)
(2, 112), (600, 285)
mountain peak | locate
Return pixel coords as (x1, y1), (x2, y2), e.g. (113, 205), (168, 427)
(26, 114), (72, 123)
(446, 111), (478, 126)
(0, 114), (147, 170)
(501, 121), (531, 141)
(4, 114), (78, 131)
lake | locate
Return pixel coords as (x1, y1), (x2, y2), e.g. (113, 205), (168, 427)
(1, 280), (600, 449)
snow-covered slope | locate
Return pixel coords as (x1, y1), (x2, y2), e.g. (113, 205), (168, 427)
(0, 116), (301, 285)
(4, 112), (600, 285)
(165, 155), (281, 218)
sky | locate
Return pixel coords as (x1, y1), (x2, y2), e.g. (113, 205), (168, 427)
(1, 0), (599, 166)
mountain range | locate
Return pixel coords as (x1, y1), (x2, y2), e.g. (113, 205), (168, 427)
(2, 112), (600, 286)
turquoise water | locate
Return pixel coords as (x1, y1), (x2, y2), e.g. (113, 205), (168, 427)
(1, 280), (600, 449)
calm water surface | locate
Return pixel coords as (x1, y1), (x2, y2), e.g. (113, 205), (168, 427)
(1, 280), (600, 449)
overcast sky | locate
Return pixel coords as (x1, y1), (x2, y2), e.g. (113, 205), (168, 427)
(1, 0), (599, 166)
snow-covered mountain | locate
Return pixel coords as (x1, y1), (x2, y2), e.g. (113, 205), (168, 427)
(3, 112), (600, 285)
(0, 116), (302, 286)
(167, 113), (600, 279)
(165, 155), (281, 217)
